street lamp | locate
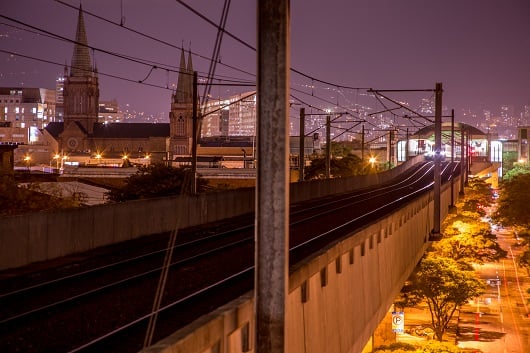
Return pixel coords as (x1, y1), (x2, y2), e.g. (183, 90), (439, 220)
(369, 156), (376, 169)
(53, 153), (61, 170)
(24, 155), (31, 172)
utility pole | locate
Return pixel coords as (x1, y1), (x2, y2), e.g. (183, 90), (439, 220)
(191, 71), (198, 194)
(326, 115), (331, 178)
(405, 128), (409, 162)
(299, 107), (305, 181)
(361, 124), (365, 164)
(466, 129), (471, 186)
(430, 82), (442, 240)
(450, 109), (455, 210)
(460, 125), (465, 196)
(256, 1), (289, 353)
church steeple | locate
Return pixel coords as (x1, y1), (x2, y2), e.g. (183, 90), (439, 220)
(70, 4), (93, 77)
(60, 3), (99, 147)
(174, 48), (192, 104)
(169, 47), (194, 156)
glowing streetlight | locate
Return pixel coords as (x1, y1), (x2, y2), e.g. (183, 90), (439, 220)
(369, 156), (377, 169)
(24, 155), (31, 172)
(53, 153), (61, 170)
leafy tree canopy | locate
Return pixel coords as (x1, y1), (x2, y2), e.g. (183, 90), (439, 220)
(502, 161), (530, 181)
(304, 153), (363, 180)
(494, 173), (530, 226)
(373, 341), (462, 353)
(106, 164), (207, 202)
(432, 232), (506, 264)
(459, 178), (492, 215)
(0, 176), (80, 215)
(411, 256), (485, 341)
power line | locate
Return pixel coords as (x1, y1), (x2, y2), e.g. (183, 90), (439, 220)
(54, 0), (256, 79)
(174, 0), (370, 91)
(0, 16), (254, 87)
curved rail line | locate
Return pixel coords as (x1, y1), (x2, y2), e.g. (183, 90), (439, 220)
(0, 161), (460, 352)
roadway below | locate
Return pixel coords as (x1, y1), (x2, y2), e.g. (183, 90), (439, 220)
(457, 224), (530, 353)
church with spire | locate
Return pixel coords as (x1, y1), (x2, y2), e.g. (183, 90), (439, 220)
(44, 5), (194, 163)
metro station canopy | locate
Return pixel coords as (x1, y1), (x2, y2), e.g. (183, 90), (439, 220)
(398, 122), (490, 161)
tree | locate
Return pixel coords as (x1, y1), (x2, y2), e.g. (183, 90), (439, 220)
(518, 250), (530, 276)
(494, 173), (530, 227)
(411, 256), (485, 341)
(502, 161), (530, 181)
(432, 233), (506, 264)
(106, 164), (207, 202)
(434, 216), (506, 264)
(373, 341), (462, 353)
(304, 153), (363, 179)
(0, 176), (80, 215)
(460, 178), (492, 215)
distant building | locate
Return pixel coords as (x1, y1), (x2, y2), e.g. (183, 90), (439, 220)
(202, 91), (257, 137)
(98, 100), (124, 123)
(0, 87), (57, 129)
(55, 75), (65, 121)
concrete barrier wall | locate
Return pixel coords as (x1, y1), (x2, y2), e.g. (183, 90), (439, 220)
(0, 156), (425, 270)
(0, 188), (254, 270)
(138, 176), (461, 353)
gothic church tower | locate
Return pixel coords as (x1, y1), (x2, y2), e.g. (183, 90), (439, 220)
(169, 48), (194, 156)
(60, 4), (99, 151)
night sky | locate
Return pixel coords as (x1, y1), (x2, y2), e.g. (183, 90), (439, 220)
(1, 0), (530, 124)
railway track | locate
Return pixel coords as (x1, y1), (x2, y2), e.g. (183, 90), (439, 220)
(0, 161), (459, 352)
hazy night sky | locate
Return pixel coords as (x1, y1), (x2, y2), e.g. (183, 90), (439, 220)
(1, 0), (530, 123)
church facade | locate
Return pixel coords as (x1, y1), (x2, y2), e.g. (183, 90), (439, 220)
(44, 5), (194, 163)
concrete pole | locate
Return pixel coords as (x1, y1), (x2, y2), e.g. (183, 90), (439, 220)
(326, 115), (331, 178)
(430, 82), (442, 240)
(361, 124), (365, 164)
(256, 2), (290, 353)
(405, 128), (409, 162)
(450, 109), (455, 209)
(191, 71), (198, 194)
(299, 107), (305, 181)
(460, 126), (465, 196)
(466, 129), (471, 186)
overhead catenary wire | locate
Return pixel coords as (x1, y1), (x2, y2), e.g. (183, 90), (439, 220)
(3, 3), (444, 136)
(0, 18), (254, 87)
(54, 0), (256, 79)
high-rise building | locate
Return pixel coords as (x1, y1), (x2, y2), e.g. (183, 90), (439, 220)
(0, 87), (56, 130)
(202, 91), (257, 137)
(55, 75), (65, 121)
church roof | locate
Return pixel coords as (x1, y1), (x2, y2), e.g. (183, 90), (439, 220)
(45, 122), (170, 139)
(92, 123), (169, 138)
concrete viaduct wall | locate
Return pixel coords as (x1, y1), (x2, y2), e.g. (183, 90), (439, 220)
(0, 156), (424, 270)
(139, 177), (461, 353)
